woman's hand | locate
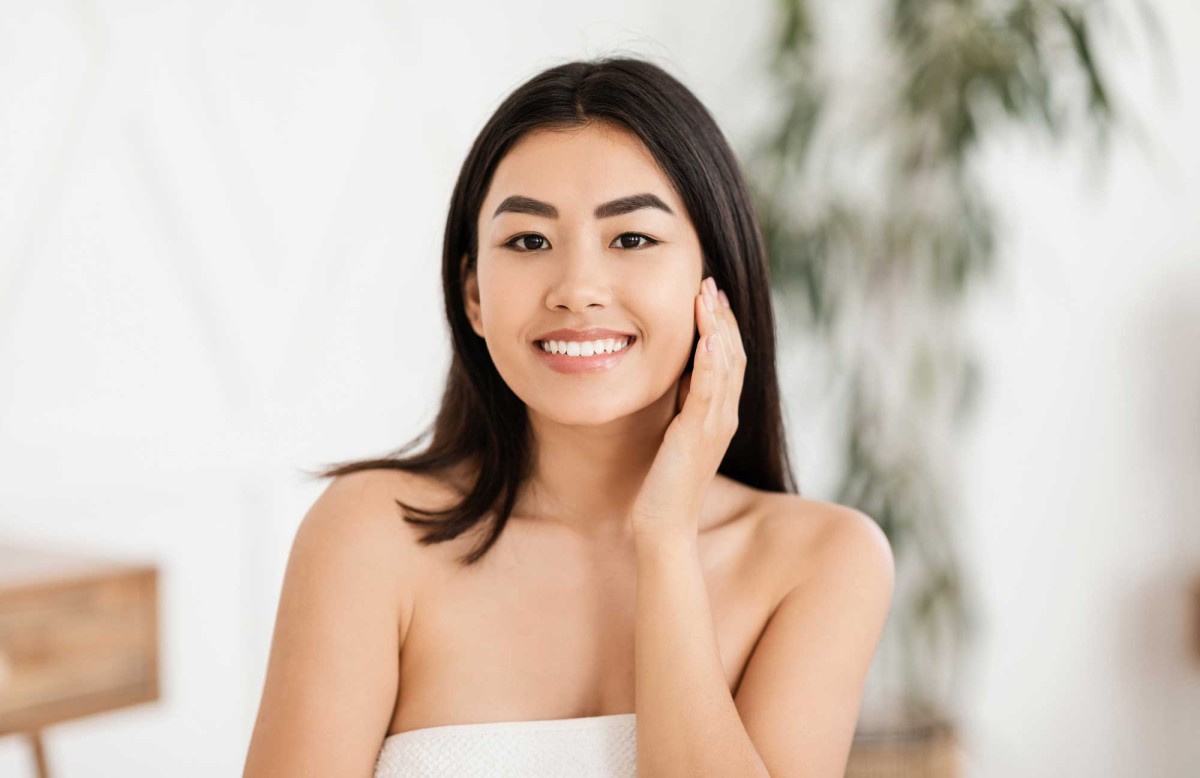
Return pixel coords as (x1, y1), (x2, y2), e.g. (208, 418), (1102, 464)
(630, 276), (747, 542)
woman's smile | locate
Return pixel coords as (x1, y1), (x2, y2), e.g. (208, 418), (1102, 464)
(531, 334), (638, 374)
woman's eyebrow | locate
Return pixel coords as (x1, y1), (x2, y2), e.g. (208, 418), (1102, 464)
(491, 193), (675, 220)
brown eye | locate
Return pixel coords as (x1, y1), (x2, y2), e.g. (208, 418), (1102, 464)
(612, 233), (659, 250)
(504, 234), (549, 252)
(503, 232), (658, 252)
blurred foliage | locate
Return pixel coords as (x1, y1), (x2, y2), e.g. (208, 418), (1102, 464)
(745, 0), (1165, 721)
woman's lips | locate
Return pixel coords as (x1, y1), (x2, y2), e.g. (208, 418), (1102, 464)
(531, 337), (637, 374)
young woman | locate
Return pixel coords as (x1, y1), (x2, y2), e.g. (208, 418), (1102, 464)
(244, 56), (894, 778)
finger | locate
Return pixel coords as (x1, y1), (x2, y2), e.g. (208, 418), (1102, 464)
(715, 287), (746, 412)
(676, 370), (691, 414)
(703, 279), (734, 434)
(688, 290), (724, 424)
(698, 283), (727, 428)
(703, 278), (730, 371)
(717, 289), (747, 367)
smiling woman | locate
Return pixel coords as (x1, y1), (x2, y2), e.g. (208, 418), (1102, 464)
(464, 120), (711, 429)
(243, 55), (893, 778)
(316, 55), (796, 562)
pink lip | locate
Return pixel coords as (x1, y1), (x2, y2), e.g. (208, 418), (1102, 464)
(531, 335), (637, 374)
(534, 327), (635, 341)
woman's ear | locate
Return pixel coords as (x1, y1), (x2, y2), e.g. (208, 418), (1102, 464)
(461, 254), (484, 338)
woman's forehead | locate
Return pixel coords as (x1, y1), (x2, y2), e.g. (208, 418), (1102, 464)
(484, 124), (682, 218)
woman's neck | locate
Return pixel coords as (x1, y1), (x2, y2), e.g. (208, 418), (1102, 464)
(516, 389), (679, 539)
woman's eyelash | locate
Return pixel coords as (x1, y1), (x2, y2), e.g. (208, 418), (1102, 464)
(503, 233), (659, 251)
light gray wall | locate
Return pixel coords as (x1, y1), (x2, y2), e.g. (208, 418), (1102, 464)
(0, 1), (1196, 776)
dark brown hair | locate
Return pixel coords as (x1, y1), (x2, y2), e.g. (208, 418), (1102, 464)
(311, 55), (799, 565)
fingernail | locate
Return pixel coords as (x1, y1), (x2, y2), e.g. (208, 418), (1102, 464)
(705, 277), (717, 297)
(703, 291), (714, 312)
(718, 289), (729, 308)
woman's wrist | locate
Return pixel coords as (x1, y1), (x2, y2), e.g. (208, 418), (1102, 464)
(632, 517), (699, 557)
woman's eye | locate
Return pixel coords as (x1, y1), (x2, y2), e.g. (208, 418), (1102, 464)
(613, 233), (659, 250)
(505, 234), (549, 252)
(502, 232), (659, 252)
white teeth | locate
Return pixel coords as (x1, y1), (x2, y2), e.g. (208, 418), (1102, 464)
(539, 337), (632, 356)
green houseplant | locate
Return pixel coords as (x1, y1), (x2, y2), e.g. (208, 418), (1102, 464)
(743, 0), (1165, 769)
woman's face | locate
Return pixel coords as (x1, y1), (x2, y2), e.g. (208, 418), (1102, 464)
(464, 121), (704, 425)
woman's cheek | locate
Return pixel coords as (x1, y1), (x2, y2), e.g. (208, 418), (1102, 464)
(649, 306), (701, 383)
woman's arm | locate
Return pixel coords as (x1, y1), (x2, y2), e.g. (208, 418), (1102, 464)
(633, 505), (894, 778)
(634, 531), (773, 778)
(733, 507), (895, 777)
(243, 472), (411, 777)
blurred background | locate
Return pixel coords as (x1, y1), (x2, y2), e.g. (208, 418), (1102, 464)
(0, 1), (1197, 776)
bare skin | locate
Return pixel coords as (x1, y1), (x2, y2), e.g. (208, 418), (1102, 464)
(245, 119), (890, 777)
(384, 121), (832, 736)
(379, 465), (831, 738)
(463, 121), (713, 541)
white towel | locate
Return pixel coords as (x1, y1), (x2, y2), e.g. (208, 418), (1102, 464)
(374, 712), (638, 778)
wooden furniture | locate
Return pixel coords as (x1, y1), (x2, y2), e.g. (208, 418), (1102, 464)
(847, 701), (961, 777)
(0, 543), (160, 778)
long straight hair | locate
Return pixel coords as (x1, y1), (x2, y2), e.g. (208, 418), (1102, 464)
(314, 56), (799, 565)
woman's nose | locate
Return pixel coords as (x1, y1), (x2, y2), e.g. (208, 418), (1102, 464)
(544, 244), (614, 311)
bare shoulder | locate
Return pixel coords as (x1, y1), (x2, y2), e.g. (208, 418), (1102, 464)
(305, 468), (424, 555)
(307, 467), (467, 642)
(748, 491), (895, 598)
(243, 467), (449, 776)
(730, 493), (895, 777)
(311, 465), (470, 544)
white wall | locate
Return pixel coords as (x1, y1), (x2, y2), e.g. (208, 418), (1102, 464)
(0, 1), (1196, 776)
(959, 2), (1200, 773)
